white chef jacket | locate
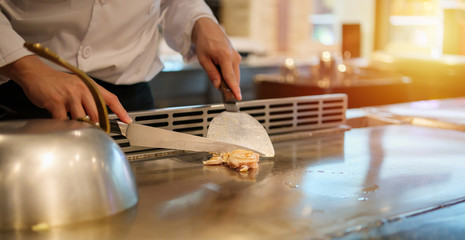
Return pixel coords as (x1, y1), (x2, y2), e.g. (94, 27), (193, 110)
(0, 0), (216, 84)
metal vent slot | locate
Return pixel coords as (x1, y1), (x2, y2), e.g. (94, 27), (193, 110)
(146, 122), (169, 128)
(270, 103), (293, 108)
(269, 124), (293, 130)
(207, 109), (225, 114)
(298, 108), (319, 112)
(297, 114), (318, 119)
(249, 112), (266, 118)
(173, 111), (203, 117)
(270, 117), (294, 122)
(322, 119), (343, 124)
(270, 110), (293, 116)
(322, 112), (344, 117)
(240, 106), (265, 111)
(173, 119), (203, 125)
(241, 108), (266, 114)
(297, 121), (319, 126)
(297, 101), (319, 106)
(323, 99), (344, 104)
(323, 106), (344, 111)
(111, 94), (347, 155)
(134, 114), (169, 121)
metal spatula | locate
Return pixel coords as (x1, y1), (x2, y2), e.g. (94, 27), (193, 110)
(206, 70), (275, 157)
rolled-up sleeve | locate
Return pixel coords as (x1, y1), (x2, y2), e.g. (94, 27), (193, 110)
(0, 12), (31, 68)
(161, 0), (217, 61)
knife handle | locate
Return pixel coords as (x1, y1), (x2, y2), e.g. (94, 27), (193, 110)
(109, 119), (123, 135)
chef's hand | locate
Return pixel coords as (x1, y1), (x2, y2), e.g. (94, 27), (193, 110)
(192, 17), (242, 101)
(0, 55), (132, 123)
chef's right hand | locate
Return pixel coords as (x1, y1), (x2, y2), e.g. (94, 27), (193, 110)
(0, 55), (132, 124)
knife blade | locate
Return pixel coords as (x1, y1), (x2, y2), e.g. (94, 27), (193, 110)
(110, 120), (258, 154)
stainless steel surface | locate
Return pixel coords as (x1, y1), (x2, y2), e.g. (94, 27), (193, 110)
(0, 119), (138, 230)
(207, 111), (275, 157)
(4, 124), (465, 239)
(363, 97), (465, 131)
(117, 121), (259, 154)
(336, 198), (465, 239)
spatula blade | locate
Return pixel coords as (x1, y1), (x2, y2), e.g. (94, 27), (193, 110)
(207, 111), (275, 157)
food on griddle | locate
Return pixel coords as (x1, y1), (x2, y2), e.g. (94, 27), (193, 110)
(203, 149), (259, 172)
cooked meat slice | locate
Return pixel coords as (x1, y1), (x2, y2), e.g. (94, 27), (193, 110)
(203, 152), (228, 165)
(203, 149), (259, 172)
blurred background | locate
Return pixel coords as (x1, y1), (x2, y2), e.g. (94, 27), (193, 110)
(152, 0), (465, 109)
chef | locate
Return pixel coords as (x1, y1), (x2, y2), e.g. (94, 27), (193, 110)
(0, 0), (242, 124)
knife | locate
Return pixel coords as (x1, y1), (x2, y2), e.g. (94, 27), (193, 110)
(110, 120), (258, 154)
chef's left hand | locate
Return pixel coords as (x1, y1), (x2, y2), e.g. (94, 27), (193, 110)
(192, 17), (242, 101)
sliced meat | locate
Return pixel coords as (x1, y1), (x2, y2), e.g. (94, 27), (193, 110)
(203, 149), (259, 172)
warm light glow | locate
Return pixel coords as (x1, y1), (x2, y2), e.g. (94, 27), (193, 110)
(73, 130), (82, 137)
(414, 29), (428, 47)
(375, 54), (395, 63)
(284, 58), (295, 68)
(321, 51), (332, 62)
(40, 152), (55, 170)
(410, 100), (440, 109)
(337, 64), (347, 72)
(13, 162), (21, 173)
(401, 76), (411, 84)
(317, 79), (330, 88)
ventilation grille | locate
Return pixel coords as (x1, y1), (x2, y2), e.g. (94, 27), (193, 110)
(110, 94), (347, 154)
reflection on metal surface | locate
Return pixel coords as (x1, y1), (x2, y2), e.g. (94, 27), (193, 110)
(363, 97), (465, 131)
(0, 207), (138, 240)
(337, 197), (465, 239)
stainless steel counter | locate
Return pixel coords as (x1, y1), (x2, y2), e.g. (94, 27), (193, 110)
(4, 124), (465, 239)
(363, 97), (465, 129)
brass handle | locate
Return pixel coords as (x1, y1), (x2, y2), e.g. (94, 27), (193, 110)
(23, 42), (110, 133)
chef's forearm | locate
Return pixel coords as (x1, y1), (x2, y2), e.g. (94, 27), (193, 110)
(0, 55), (45, 88)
